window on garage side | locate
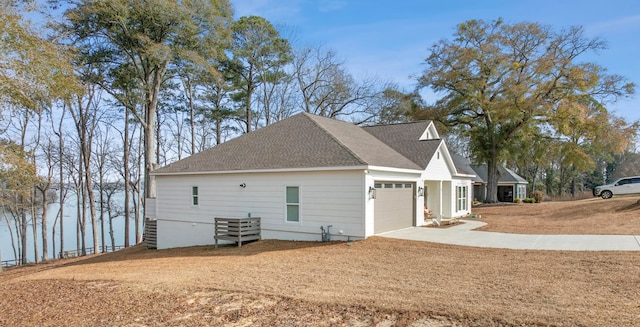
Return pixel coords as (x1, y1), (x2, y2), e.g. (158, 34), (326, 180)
(456, 186), (467, 211)
(192, 186), (199, 206)
(286, 186), (300, 222)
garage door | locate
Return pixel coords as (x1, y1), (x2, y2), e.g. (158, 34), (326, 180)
(374, 182), (414, 233)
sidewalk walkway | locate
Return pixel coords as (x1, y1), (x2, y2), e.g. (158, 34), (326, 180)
(380, 220), (640, 251)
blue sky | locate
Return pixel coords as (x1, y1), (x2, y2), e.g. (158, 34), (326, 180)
(234, 0), (640, 124)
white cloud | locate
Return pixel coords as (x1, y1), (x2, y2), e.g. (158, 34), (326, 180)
(317, 1), (347, 12)
(586, 15), (640, 35)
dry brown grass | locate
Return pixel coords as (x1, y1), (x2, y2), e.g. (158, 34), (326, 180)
(473, 195), (640, 234)
(2, 198), (640, 326)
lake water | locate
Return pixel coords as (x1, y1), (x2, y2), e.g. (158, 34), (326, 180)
(1, 194), (138, 265)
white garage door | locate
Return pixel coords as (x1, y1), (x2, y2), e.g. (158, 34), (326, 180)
(374, 182), (414, 233)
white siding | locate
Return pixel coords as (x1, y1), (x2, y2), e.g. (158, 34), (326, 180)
(421, 148), (452, 181)
(155, 170), (365, 249)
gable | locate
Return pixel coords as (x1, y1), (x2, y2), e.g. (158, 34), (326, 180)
(423, 144), (453, 179)
(363, 121), (439, 169)
(363, 121), (471, 179)
(419, 121), (440, 140)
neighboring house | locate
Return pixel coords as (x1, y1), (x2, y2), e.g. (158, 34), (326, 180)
(146, 113), (475, 249)
(467, 163), (529, 202)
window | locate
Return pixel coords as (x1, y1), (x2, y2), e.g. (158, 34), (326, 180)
(395, 183), (403, 188)
(286, 186), (299, 222)
(404, 184), (412, 189)
(456, 186), (468, 211)
(617, 179), (631, 186)
(374, 183), (382, 188)
(192, 186), (199, 206)
(518, 185), (527, 199)
(384, 183), (393, 188)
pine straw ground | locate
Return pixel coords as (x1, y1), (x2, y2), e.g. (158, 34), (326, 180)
(1, 197), (640, 326)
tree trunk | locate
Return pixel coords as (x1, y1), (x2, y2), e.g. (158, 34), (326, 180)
(132, 194), (138, 244)
(144, 108), (157, 200)
(3, 212), (18, 265)
(134, 122), (143, 244)
(216, 116), (222, 145)
(81, 142), (100, 255)
(184, 77), (196, 155)
(245, 68), (254, 133)
(135, 181), (141, 244)
(109, 214), (116, 251)
(20, 210), (27, 265)
(52, 211), (58, 259)
(31, 197), (39, 263)
(12, 213), (21, 264)
(106, 193), (116, 251)
(123, 109), (131, 247)
(143, 69), (162, 201)
(78, 179), (86, 256)
(99, 181), (105, 253)
(530, 166), (538, 196)
(58, 110), (65, 259)
(485, 156), (500, 203)
(41, 188), (49, 261)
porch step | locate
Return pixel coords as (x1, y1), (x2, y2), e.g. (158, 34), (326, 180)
(425, 217), (459, 227)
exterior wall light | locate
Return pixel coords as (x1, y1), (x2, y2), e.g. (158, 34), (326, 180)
(418, 186), (424, 197)
(368, 186), (376, 199)
(240, 183), (246, 188)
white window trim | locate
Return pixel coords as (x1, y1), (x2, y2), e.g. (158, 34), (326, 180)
(285, 185), (301, 223)
(456, 185), (468, 212)
(191, 185), (199, 207)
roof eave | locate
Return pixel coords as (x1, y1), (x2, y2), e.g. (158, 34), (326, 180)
(151, 165), (372, 176)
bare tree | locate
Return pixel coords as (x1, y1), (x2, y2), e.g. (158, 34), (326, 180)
(69, 82), (104, 254)
(92, 121), (119, 252)
(292, 46), (383, 124)
(36, 128), (58, 261)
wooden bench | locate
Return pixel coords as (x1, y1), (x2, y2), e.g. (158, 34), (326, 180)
(214, 217), (261, 248)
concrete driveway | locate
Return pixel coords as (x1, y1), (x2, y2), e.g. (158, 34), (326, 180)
(380, 220), (640, 251)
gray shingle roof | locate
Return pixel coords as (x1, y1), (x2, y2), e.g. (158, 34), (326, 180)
(469, 164), (528, 184)
(450, 154), (483, 180)
(362, 121), (442, 169)
(153, 113), (422, 174)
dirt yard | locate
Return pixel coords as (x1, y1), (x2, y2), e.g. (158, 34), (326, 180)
(1, 197), (639, 326)
(473, 195), (640, 234)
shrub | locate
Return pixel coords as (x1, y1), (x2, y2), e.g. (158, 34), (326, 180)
(531, 190), (544, 203)
(523, 198), (535, 203)
(514, 198), (521, 203)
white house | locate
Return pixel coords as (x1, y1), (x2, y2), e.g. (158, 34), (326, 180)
(146, 113), (475, 249)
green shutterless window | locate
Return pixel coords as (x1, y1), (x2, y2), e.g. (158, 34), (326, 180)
(286, 186), (299, 222)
